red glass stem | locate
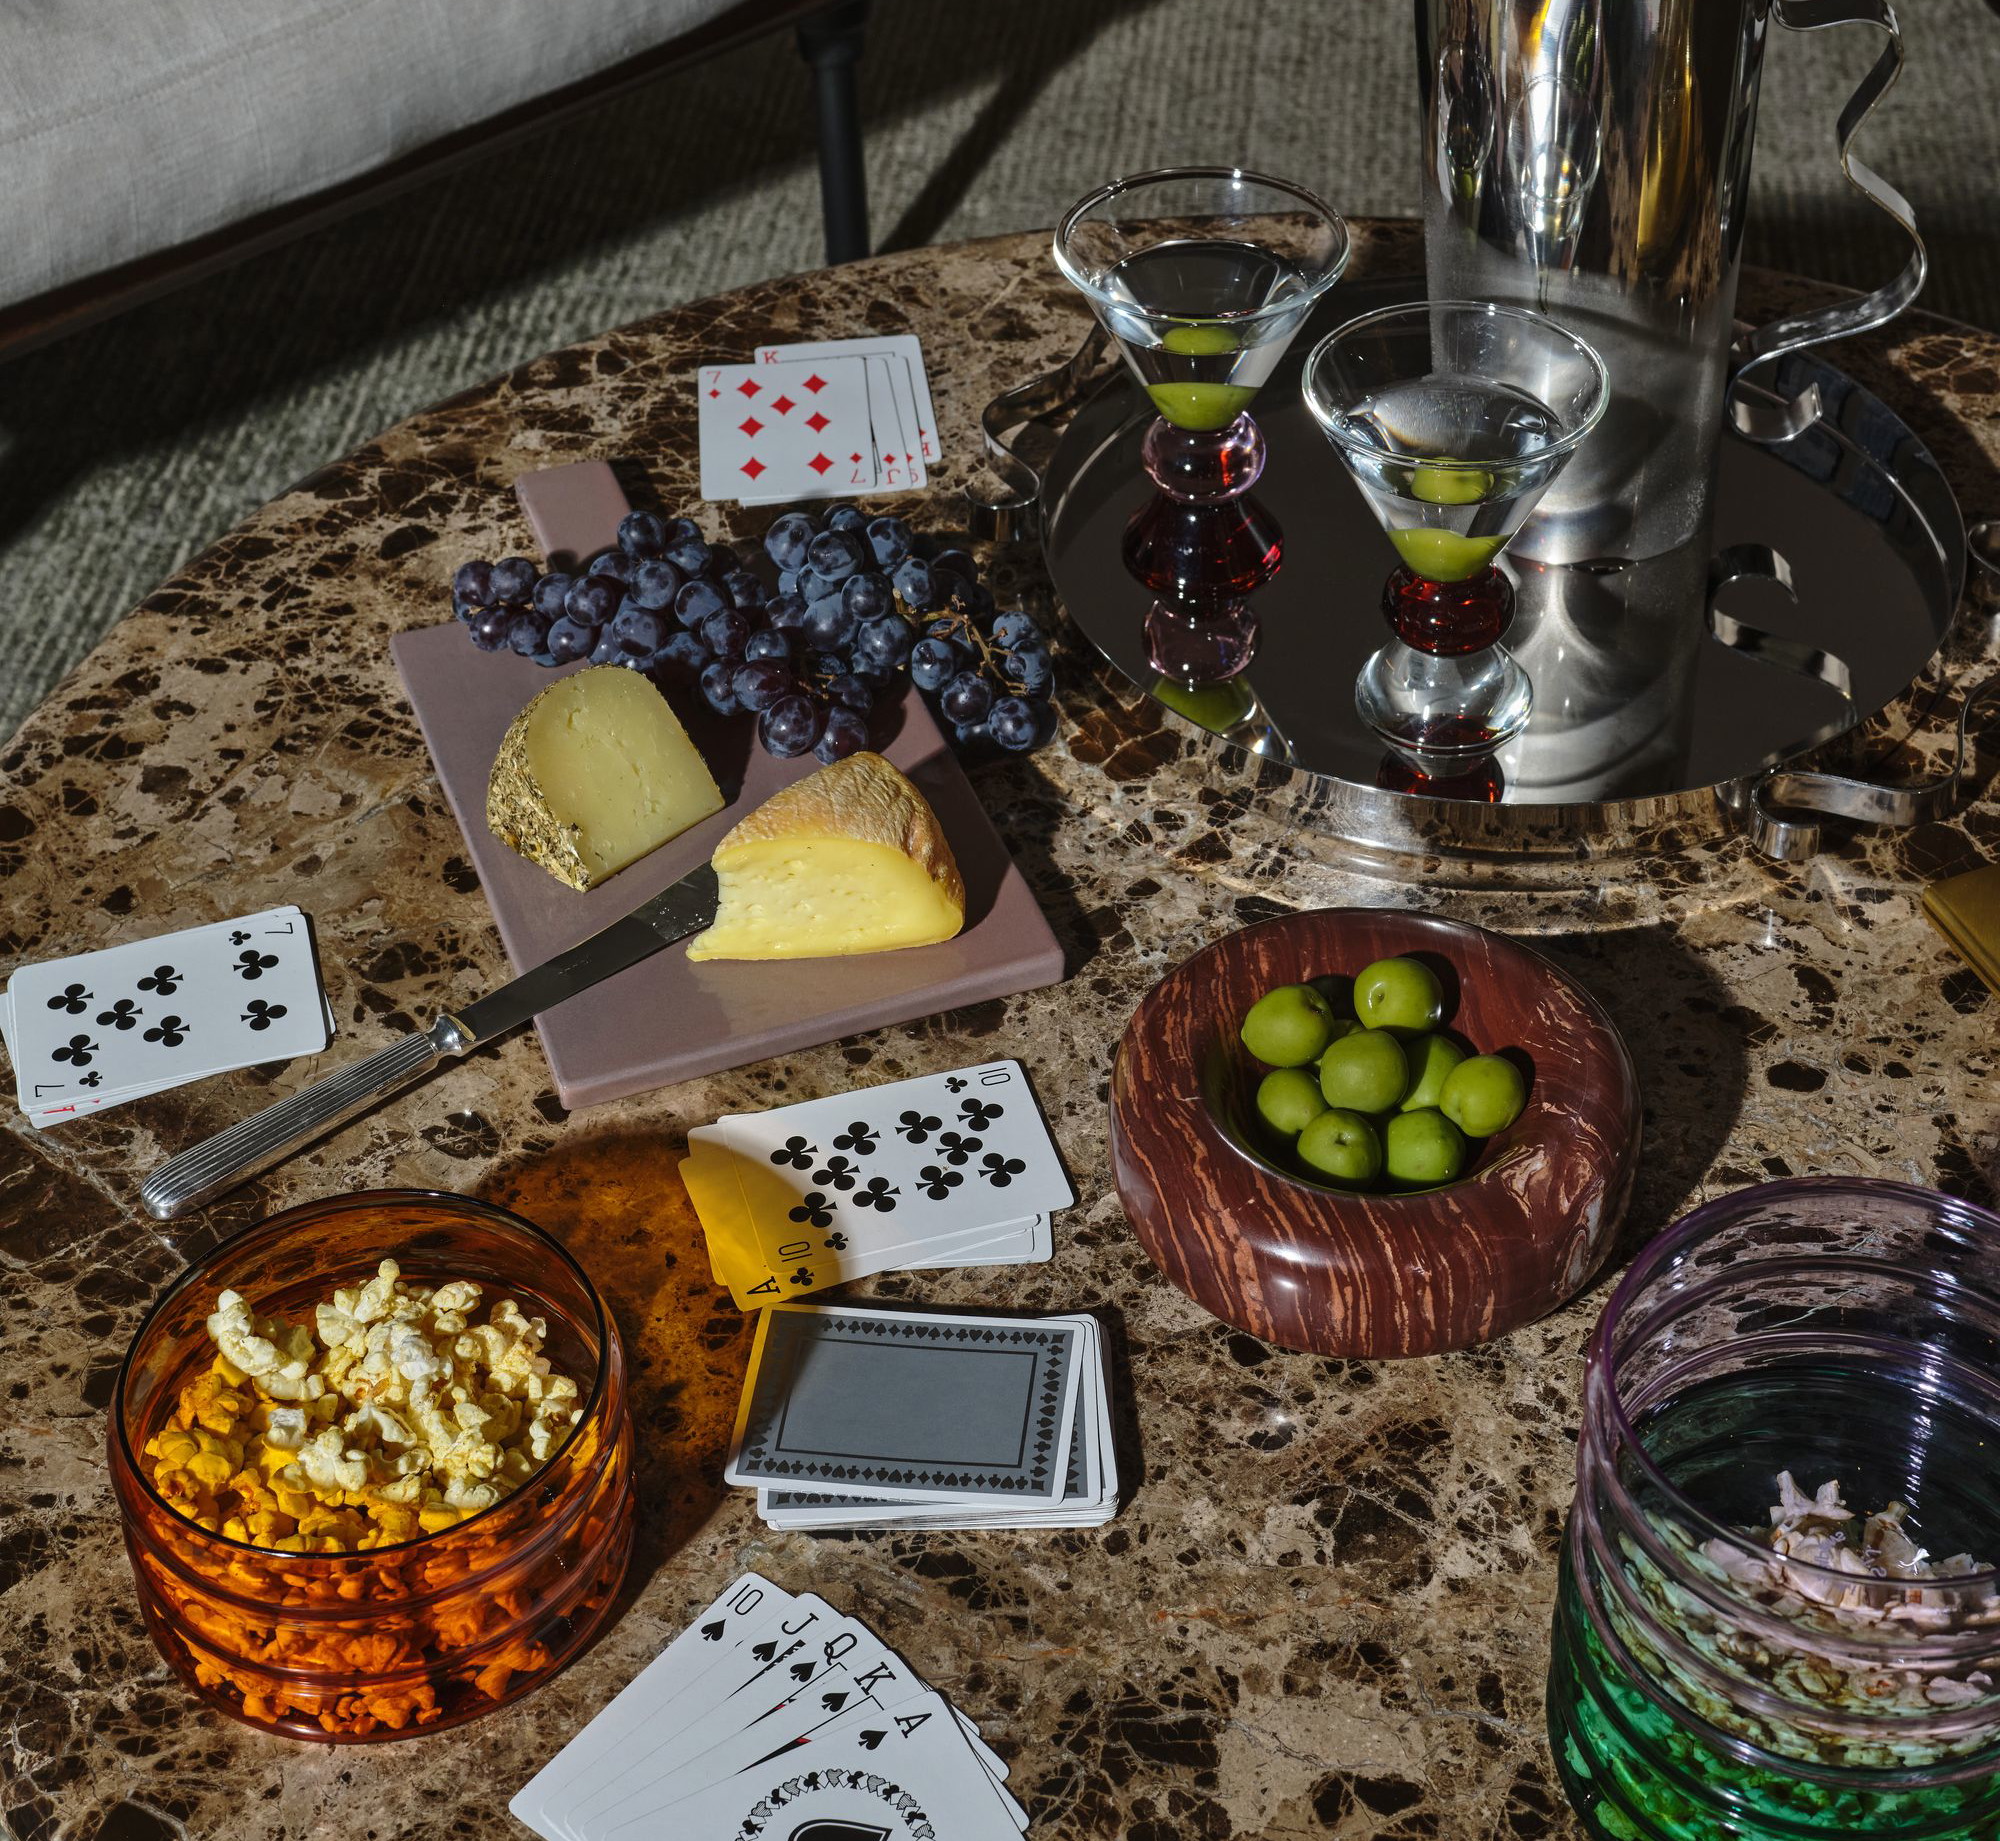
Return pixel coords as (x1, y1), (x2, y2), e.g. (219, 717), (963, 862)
(1123, 491), (1283, 609)
(1382, 564), (1513, 656)
(1141, 413), (1266, 503)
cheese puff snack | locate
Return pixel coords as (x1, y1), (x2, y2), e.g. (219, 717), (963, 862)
(141, 1260), (581, 1553)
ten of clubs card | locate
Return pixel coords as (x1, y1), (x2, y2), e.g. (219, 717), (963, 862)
(680, 1059), (1070, 1307)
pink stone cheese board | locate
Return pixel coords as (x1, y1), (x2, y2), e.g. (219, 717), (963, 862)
(390, 468), (1065, 1109)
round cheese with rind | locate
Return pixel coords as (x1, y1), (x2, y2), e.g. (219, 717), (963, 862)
(486, 666), (723, 891)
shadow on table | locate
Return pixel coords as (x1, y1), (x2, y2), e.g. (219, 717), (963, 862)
(0, 0), (1155, 573)
(478, 1128), (751, 1603)
(1094, 1302), (1148, 1512)
(968, 752), (1100, 979)
(1528, 922), (1749, 1275)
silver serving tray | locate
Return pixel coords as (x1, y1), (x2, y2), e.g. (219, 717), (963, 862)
(1031, 276), (1974, 870)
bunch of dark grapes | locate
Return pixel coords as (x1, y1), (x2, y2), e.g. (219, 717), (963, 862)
(888, 562), (1057, 756)
(454, 503), (1055, 763)
(454, 512), (749, 683)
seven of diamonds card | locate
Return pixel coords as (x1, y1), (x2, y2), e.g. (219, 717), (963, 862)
(696, 357), (878, 505)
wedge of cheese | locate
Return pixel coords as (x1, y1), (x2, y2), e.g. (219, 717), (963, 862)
(486, 666), (724, 891)
(686, 751), (965, 961)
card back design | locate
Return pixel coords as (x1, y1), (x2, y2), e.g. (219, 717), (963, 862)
(727, 1307), (1080, 1504)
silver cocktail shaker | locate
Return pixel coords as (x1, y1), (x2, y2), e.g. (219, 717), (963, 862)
(1416, 0), (1925, 564)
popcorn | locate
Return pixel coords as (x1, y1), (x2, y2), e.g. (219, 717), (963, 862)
(1616, 1471), (2000, 1773)
(142, 1258), (581, 1555)
(205, 1292), (324, 1403)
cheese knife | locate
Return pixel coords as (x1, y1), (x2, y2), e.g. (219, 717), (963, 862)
(140, 863), (721, 1221)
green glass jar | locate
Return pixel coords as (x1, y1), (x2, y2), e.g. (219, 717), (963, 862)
(1548, 1178), (2000, 1840)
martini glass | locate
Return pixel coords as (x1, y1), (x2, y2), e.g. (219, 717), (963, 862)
(1302, 300), (1608, 779)
(1055, 167), (1350, 646)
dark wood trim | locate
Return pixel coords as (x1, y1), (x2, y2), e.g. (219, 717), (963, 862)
(0, 0), (842, 363)
(797, 2), (871, 265)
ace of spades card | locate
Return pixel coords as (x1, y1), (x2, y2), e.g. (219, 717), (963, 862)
(697, 358), (878, 505)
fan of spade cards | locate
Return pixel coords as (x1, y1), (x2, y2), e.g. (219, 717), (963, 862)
(511, 1573), (1026, 1840)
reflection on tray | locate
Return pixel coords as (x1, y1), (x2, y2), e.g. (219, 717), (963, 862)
(1120, 477), (1293, 763)
(1045, 281), (1959, 826)
(1150, 670), (1293, 763)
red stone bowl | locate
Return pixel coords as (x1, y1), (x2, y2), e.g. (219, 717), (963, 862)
(1109, 911), (1640, 1357)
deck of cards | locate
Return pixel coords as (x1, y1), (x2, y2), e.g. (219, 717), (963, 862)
(697, 333), (938, 506)
(511, 1571), (1029, 1839)
(726, 1302), (1118, 1532)
(2, 906), (331, 1128)
(682, 1059), (1070, 1308)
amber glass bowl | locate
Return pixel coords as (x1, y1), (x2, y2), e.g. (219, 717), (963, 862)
(107, 1190), (634, 1743)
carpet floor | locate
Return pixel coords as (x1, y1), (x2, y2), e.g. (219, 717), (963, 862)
(3, 0), (1996, 741)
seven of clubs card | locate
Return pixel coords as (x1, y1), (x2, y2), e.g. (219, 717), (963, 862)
(3, 906), (331, 1126)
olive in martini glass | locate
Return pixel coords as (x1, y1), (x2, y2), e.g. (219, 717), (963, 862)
(1302, 300), (1608, 781)
(1054, 167), (1351, 660)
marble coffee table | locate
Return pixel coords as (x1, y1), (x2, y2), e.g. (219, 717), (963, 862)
(3, 222), (1997, 1841)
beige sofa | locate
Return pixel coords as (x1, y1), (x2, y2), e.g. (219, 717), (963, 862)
(0, 0), (869, 354)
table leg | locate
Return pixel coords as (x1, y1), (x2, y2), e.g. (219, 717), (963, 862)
(798, 1), (871, 264)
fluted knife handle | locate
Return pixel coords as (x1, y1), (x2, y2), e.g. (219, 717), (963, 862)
(141, 1029), (446, 1222)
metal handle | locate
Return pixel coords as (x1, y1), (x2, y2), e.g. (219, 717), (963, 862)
(964, 323), (1117, 542)
(1730, 0), (1926, 442)
(1707, 542), (1857, 698)
(1737, 675), (2000, 861)
(140, 1026), (450, 1221)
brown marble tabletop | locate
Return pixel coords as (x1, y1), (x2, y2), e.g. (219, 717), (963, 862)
(4, 221), (1998, 1841)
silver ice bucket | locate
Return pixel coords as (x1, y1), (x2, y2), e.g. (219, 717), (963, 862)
(1417, 0), (1926, 564)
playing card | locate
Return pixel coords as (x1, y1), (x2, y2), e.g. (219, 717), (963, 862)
(689, 1131), (1046, 1303)
(761, 1374), (1091, 1527)
(514, 1577), (1019, 1841)
(697, 357), (877, 505)
(613, 1688), (1025, 1840)
(6, 907), (330, 1125)
(759, 1314), (1118, 1531)
(857, 352), (924, 493)
(761, 334), (940, 468)
(896, 1211), (1050, 1269)
(572, 1601), (928, 1836)
(561, 1590), (850, 1834)
(511, 1573), (794, 1841)
(693, 1059), (1071, 1303)
(724, 1303), (1083, 1508)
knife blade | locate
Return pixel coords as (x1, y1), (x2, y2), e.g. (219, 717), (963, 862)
(140, 862), (721, 1221)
